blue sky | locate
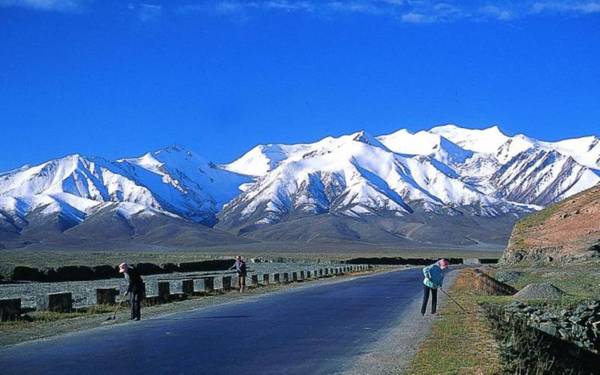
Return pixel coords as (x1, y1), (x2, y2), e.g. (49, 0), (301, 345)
(0, 0), (599, 171)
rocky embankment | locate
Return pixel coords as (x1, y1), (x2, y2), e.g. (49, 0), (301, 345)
(484, 300), (600, 374)
(503, 300), (600, 353)
(502, 184), (600, 264)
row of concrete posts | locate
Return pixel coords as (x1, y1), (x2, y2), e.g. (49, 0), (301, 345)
(0, 265), (370, 321)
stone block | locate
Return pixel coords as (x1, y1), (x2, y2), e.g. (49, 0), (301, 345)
(181, 280), (194, 296)
(158, 282), (170, 301)
(202, 277), (215, 292)
(222, 276), (232, 291)
(36, 292), (72, 312)
(0, 298), (21, 321)
(96, 288), (118, 305)
(193, 279), (206, 293)
(273, 273), (281, 284)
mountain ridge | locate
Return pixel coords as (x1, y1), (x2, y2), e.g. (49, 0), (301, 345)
(1, 124), (598, 250)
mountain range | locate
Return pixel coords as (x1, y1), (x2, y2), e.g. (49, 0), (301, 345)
(1, 124), (598, 251)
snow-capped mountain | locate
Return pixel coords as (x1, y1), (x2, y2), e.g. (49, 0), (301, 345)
(0, 147), (251, 248)
(1, 124), (598, 250)
(218, 130), (521, 230)
(217, 125), (599, 243)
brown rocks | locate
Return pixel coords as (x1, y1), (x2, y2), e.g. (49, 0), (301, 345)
(503, 185), (600, 264)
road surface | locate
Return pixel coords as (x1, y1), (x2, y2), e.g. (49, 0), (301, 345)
(0, 268), (442, 374)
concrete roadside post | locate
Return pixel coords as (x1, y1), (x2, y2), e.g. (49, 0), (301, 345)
(158, 282), (170, 302)
(96, 288), (118, 305)
(192, 279), (205, 294)
(36, 292), (72, 312)
(222, 276), (232, 291)
(0, 298), (21, 321)
(181, 280), (194, 297)
(202, 277), (215, 293)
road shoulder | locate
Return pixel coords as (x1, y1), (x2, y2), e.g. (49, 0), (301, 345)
(344, 269), (460, 374)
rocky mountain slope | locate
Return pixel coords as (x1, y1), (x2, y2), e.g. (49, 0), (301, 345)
(502, 184), (600, 263)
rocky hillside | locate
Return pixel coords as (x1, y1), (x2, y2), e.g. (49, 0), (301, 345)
(502, 184), (600, 263)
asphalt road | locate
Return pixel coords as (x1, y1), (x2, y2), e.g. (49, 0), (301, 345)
(0, 269), (431, 375)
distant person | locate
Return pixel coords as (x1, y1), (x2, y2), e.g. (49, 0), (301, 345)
(229, 256), (247, 293)
(421, 259), (449, 315)
(119, 263), (144, 321)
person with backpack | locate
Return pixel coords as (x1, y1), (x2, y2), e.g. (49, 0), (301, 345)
(119, 263), (145, 321)
(421, 258), (449, 315)
(229, 255), (247, 293)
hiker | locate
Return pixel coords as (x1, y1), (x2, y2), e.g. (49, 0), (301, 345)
(119, 263), (144, 321)
(421, 258), (449, 315)
(229, 255), (247, 293)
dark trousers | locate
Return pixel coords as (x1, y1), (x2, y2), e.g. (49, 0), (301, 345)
(421, 285), (438, 314)
(130, 292), (142, 320)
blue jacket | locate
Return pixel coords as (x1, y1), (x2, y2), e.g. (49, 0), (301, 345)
(422, 263), (445, 289)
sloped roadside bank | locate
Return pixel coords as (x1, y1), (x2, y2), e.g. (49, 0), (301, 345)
(406, 265), (600, 374)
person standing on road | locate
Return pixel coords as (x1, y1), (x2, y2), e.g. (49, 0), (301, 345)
(119, 263), (145, 321)
(420, 258), (449, 315)
(229, 255), (247, 293)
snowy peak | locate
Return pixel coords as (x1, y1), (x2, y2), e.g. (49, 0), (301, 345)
(495, 134), (538, 164)
(548, 135), (600, 170)
(0, 147), (252, 230)
(430, 124), (509, 153)
(377, 129), (473, 165)
(491, 148), (600, 205)
(218, 129), (524, 229)
(223, 143), (310, 177)
(350, 130), (388, 150)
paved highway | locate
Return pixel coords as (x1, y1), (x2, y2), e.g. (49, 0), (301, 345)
(0, 268), (431, 375)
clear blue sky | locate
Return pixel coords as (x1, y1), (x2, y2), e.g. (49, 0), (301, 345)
(1, 0), (599, 171)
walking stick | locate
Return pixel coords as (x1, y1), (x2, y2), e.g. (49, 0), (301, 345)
(439, 287), (469, 314)
(105, 294), (127, 321)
